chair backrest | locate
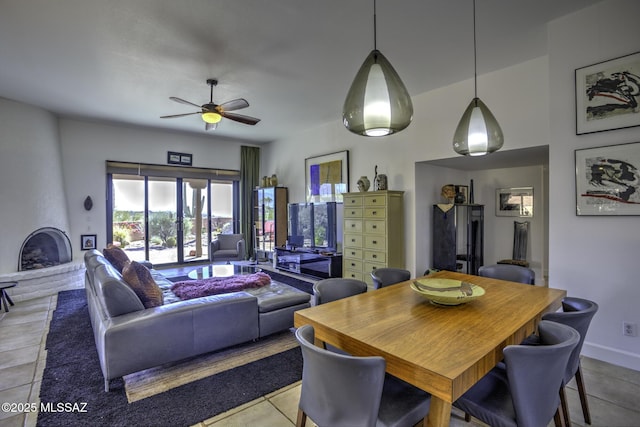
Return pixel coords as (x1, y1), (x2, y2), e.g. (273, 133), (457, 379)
(542, 297), (598, 383)
(478, 264), (535, 285)
(216, 233), (243, 250)
(296, 324), (386, 427)
(313, 278), (367, 305)
(370, 268), (411, 290)
(504, 320), (580, 427)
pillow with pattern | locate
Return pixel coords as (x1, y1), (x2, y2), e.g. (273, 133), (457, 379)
(122, 261), (164, 308)
(102, 244), (130, 273)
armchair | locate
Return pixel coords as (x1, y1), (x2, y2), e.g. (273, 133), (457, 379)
(211, 233), (245, 262)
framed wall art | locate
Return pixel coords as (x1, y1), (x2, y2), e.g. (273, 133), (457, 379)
(81, 234), (97, 250)
(305, 150), (349, 202)
(575, 141), (640, 215)
(575, 51), (640, 135)
(495, 187), (534, 217)
(167, 151), (193, 166)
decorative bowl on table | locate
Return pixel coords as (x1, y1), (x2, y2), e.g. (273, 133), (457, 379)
(410, 278), (485, 306)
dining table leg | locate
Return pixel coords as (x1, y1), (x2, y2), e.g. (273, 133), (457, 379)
(427, 397), (452, 427)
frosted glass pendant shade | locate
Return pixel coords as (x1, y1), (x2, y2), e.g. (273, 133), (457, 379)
(343, 49), (413, 137)
(453, 97), (503, 156)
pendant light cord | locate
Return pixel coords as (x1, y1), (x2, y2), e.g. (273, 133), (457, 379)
(473, 0), (478, 98)
(373, 0), (377, 51)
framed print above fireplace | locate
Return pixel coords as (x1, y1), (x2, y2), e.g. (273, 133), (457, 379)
(575, 51), (640, 135)
(575, 141), (640, 215)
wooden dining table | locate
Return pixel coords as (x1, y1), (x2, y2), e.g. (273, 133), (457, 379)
(294, 270), (566, 427)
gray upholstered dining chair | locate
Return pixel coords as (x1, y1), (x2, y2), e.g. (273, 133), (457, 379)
(370, 268), (411, 289)
(313, 277), (367, 305)
(478, 263), (535, 285)
(312, 278), (368, 354)
(295, 324), (431, 427)
(542, 297), (599, 426)
(454, 320), (580, 427)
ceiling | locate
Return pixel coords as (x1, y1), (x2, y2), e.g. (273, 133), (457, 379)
(0, 0), (599, 145)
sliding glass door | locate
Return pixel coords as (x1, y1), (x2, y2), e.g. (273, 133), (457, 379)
(108, 167), (238, 267)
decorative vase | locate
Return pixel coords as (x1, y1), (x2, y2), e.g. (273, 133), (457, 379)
(357, 176), (370, 192)
(375, 174), (388, 191)
(261, 176), (268, 187)
(270, 174), (278, 187)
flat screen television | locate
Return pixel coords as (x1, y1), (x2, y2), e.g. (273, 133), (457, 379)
(287, 202), (343, 252)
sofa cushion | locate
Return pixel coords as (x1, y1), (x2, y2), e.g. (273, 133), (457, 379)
(103, 245), (130, 273)
(244, 281), (311, 313)
(122, 261), (164, 308)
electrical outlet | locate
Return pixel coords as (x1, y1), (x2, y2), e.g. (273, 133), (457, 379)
(623, 322), (637, 337)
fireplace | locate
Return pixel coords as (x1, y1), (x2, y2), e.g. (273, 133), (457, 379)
(19, 227), (72, 271)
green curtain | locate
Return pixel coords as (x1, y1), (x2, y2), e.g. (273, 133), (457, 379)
(240, 146), (260, 260)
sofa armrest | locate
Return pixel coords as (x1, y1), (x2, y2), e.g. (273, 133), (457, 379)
(237, 239), (245, 260)
(101, 292), (260, 378)
(211, 239), (220, 252)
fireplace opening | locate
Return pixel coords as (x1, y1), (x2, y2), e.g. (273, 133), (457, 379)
(19, 227), (72, 271)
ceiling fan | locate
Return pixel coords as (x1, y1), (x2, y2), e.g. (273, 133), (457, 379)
(160, 79), (260, 130)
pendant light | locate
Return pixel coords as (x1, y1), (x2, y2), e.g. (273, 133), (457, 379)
(453, 0), (503, 156)
(343, 0), (413, 137)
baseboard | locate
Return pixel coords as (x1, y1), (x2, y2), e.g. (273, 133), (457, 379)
(582, 341), (640, 372)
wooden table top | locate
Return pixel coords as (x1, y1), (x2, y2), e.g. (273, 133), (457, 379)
(294, 270), (566, 404)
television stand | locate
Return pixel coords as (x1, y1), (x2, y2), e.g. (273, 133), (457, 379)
(274, 248), (342, 279)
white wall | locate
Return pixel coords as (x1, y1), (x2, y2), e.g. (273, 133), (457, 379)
(548, 0), (640, 370)
(59, 118), (248, 261)
(0, 98), (70, 274)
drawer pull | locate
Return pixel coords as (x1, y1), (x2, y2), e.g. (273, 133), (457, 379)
(372, 211), (377, 215)
(372, 240), (377, 244)
(372, 225), (377, 229)
(372, 199), (377, 203)
(351, 211), (356, 215)
(372, 254), (377, 259)
(351, 224), (355, 227)
(351, 251), (356, 256)
(351, 238), (356, 243)
(351, 263), (356, 267)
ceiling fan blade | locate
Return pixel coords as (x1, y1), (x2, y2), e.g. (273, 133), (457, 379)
(205, 122), (218, 131)
(160, 112), (201, 119)
(221, 112), (261, 125)
(170, 97), (203, 109)
(218, 98), (249, 112)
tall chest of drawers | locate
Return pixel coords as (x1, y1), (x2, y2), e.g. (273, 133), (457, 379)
(342, 190), (405, 286)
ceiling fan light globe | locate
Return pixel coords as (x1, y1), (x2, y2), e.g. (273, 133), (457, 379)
(202, 112), (222, 124)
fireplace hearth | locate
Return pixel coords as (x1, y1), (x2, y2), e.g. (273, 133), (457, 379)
(19, 227), (72, 271)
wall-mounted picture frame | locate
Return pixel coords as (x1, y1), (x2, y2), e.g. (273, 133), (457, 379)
(81, 234), (97, 250)
(575, 141), (640, 216)
(167, 151), (193, 166)
(305, 150), (349, 203)
(454, 185), (468, 204)
(575, 51), (640, 135)
(496, 187), (533, 217)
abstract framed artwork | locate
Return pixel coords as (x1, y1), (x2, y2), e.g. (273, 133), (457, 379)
(575, 51), (640, 135)
(305, 150), (349, 202)
(575, 141), (640, 215)
(495, 187), (534, 217)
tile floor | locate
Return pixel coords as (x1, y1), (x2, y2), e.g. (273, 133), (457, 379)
(2, 279), (639, 427)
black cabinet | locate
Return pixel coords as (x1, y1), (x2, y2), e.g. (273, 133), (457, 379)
(432, 204), (484, 275)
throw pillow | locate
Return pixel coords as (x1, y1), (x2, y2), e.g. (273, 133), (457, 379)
(121, 261), (164, 308)
(103, 244), (130, 273)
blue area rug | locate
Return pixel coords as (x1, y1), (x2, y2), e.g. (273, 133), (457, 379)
(37, 289), (303, 427)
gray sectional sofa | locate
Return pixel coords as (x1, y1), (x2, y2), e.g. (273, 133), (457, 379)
(84, 249), (311, 391)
